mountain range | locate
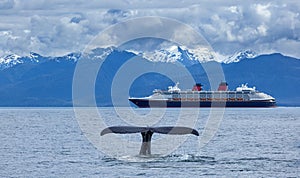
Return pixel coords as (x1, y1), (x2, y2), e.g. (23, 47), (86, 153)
(0, 47), (299, 106)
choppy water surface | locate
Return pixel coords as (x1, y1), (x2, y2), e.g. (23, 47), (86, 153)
(0, 107), (299, 177)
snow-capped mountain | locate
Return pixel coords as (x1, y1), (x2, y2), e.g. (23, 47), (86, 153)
(127, 46), (257, 64)
(224, 49), (257, 64)
(55, 52), (81, 62)
(128, 45), (216, 65)
(0, 47), (299, 106)
(0, 54), (22, 69)
(0, 46), (259, 70)
(0, 51), (80, 70)
(86, 46), (116, 60)
(0, 52), (45, 69)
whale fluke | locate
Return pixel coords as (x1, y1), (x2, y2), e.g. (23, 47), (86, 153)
(101, 126), (199, 155)
(101, 126), (199, 136)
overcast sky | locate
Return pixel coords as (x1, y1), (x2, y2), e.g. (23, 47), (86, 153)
(0, 0), (299, 58)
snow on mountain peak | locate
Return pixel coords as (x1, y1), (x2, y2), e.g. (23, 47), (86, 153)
(29, 52), (39, 59)
(180, 46), (216, 62)
(0, 51), (80, 70)
(29, 52), (42, 62)
(65, 53), (81, 61)
(128, 45), (217, 64)
(85, 46), (116, 60)
(224, 49), (257, 63)
(0, 47), (259, 70)
(127, 46), (258, 65)
(0, 54), (22, 69)
(139, 45), (182, 62)
(0, 54), (21, 63)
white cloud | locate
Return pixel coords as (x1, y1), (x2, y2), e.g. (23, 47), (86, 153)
(228, 6), (239, 14)
(257, 24), (268, 36)
(254, 3), (271, 21)
(0, 0), (299, 58)
(0, 0), (14, 9)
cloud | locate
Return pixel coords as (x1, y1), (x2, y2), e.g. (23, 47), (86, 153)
(195, 2), (300, 57)
(0, 0), (14, 9)
(28, 15), (93, 55)
(254, 3), (271, 21)
(0, 0), (299, 58)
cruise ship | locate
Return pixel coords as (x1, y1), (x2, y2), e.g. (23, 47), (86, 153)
(129, 82), (276, 108)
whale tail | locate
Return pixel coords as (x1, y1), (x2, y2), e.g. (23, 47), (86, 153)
(101, 126), (199, 155)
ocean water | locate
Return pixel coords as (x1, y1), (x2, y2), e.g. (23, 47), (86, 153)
(0, 107), (299, 177)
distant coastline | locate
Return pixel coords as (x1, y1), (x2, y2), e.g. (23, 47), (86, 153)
(1, 51), (299, 107)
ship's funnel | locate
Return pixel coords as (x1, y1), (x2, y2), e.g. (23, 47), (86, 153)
(192, 83), (202, 91)
(218, 82), (228, 91)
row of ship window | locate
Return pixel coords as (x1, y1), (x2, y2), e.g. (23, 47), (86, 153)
(171, 93), (250, 100)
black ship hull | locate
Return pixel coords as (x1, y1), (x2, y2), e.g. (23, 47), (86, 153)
(129, 99), (276, 108)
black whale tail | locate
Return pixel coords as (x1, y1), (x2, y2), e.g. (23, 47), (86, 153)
(101, 126), (199, 155)
(100, 126), (199, 136)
